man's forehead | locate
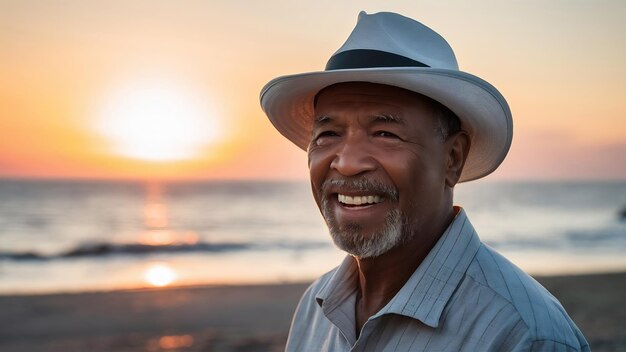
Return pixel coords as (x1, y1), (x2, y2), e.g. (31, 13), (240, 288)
(313, 112), (404, 125)
(315, 82), (418, 102)
(314, 82), (436, 119)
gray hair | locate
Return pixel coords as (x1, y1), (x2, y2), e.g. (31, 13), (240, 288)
(432, 100), (462, 142)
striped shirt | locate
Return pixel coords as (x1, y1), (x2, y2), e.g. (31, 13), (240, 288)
(286, 209), (590, 351)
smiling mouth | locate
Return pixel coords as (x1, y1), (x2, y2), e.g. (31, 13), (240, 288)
(337, 194), (384, 206)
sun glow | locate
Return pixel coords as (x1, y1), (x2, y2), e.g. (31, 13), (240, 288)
(143, 262), (177, 287)
(96, 78), (220, 161)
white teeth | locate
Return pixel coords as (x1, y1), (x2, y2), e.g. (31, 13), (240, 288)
(338, 194), (382, 205)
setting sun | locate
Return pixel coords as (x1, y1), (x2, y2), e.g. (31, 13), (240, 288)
(143, 263), (177, 287)
(95, 78), (220, 161)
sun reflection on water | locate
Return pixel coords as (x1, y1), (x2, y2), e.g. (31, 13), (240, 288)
(143, 262), (177, 287)
(146, 334), (195, 351)
(139, 183), (200, 246)
(138, 229), (200, 246)
(145, 202), (169, 228)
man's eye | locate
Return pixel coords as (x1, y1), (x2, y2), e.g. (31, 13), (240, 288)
(313, 131), (339, 146)
(375, 131), (399, 138)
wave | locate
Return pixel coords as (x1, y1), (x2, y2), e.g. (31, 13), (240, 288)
(0, 240), (330, 261)
(484, 226), (626, 251)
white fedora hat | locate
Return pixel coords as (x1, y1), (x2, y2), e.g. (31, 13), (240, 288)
(260, 11), (513, 182)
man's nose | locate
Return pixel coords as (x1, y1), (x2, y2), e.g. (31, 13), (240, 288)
(330, 139), (377, 176)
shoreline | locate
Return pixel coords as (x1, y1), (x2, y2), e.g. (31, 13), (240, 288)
(1, 271), (625, 351)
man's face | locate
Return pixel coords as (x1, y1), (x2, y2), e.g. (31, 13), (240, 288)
(308, 82), (451, 258)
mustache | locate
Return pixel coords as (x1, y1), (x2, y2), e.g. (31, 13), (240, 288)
(320, 177), (399, 201)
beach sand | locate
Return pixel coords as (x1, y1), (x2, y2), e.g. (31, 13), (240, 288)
(1, 272), (624, 352)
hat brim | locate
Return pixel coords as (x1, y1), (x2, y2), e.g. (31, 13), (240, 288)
(260, 67), (513, 182)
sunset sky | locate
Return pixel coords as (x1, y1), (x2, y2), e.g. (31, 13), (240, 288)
(1, 0), (625, 181)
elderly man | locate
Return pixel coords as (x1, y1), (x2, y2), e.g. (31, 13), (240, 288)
(260, 11), (589, 352)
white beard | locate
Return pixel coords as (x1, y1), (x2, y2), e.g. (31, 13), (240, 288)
(322, 202), (408, 259)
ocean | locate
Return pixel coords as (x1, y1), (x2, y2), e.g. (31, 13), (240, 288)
(1, 179), (625, 295)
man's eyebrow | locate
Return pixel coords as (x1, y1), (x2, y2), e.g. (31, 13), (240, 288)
(373, 113), (405, 124)
(313, 114), (404, 126)
(313, 115), (332, 125)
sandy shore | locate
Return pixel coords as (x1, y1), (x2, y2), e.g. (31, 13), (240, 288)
(1, 272), (625, 352)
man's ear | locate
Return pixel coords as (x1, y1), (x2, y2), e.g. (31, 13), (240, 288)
(445, 131), (471, 188)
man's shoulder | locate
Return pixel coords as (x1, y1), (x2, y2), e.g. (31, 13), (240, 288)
(463, 243), (589, 350)
(286, 265), (342, 350)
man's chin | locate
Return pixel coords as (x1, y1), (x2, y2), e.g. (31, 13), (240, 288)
(326, 209), (405, 259)
(330, 231), (380, 258)
(336, 240), (397, 259)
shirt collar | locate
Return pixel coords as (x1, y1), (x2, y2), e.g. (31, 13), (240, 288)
(315, 255), (359, 312)
(315, 207), (481, 328)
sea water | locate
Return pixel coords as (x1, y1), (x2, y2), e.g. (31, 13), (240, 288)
(0, 180), (624, 294)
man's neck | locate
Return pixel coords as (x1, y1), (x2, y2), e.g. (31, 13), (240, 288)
(353, 206), (458, 335)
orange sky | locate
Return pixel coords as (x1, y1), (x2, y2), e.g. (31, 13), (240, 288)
(1, 0), (625, 181)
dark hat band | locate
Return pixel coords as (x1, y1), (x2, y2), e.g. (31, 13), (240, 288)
(325, 49), (429, 70)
